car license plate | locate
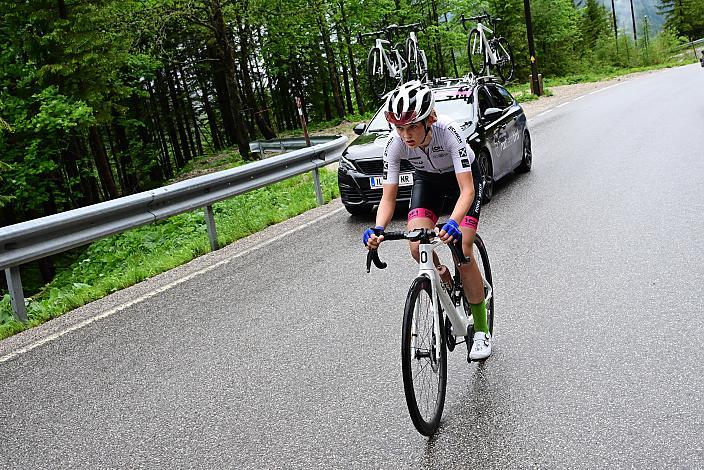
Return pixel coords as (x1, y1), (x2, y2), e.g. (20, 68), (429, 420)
(370, 173), (413, 188)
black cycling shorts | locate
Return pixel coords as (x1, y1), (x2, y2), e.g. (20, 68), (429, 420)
(407, 159), (483, 230)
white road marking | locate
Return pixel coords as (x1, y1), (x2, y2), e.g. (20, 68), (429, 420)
(556, 102), (570, 108)
(0, 207), (345, 363)
(572, 95), (586, 101)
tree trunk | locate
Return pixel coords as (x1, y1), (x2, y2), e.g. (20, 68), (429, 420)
(336, 23), (354, 114)
(237, 13), (276, 139)
(430, 0), (445, 76)
(178, 65), (204, 156)
(112, 117), (138, 194)
(174, 68), (199, 158)
(317, 10), (345, 118)
(166, 69), (193, 164)
(339, 0), (365, 114)
(205, 0), (251, 160)
(88, 126), (118, 200)
(196, 70), (223, 150)
(146, 81), (174, 179)
(154, 71), (184, 169)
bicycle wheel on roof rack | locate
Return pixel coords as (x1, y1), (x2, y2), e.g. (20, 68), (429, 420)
(467, 28), (486, 76)
(494, 37), (515, 83)
(406, 40), (429, 82)
(367, 47), (392, 100)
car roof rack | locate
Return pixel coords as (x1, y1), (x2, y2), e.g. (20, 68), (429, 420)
(430, 74), (501, 89)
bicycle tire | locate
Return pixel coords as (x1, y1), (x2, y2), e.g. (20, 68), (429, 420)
(473, 234), (494, 335)
(405, 39), (428, 82)
(494, 37), (515, 83)
(467, 28), (486, 76)
(406, 39), (418, 81)
(401, 276), (447, 436)
(366, 47), (390, 100)
(418, 48), (429, 83)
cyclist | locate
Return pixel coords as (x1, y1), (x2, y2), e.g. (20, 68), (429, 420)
(362, 80), (491, 360)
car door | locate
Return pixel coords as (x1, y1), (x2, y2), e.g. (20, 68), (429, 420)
(479, 85), (511, 178)
(488, 84), (523, 169)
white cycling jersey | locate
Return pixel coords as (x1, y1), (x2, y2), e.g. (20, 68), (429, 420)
(382, 114), (475, 184)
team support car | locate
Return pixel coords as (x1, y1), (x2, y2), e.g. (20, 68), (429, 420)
(337, 77), (532, 216)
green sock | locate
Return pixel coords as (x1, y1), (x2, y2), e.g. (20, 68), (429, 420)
(470, 301), (489, 334)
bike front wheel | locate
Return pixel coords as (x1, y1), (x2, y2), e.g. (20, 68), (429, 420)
(473, 234), (494, 334)
(494, 37), (515, 83)
(467, 28), (486, 76)
(366, 47), (391, 100)
(401, 276), (447, 436)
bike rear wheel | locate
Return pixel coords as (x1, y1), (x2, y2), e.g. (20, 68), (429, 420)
(367, 47), (391, 100)
(401, 276), (447, 436)
(406, 39), (428, 82)
(494, 37), (515, 83)
(467, 28), (486, 76)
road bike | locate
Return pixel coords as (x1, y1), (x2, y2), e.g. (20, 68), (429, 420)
(366, 228), (494, 435)
(358, 23), (429, 100)
(460, 12), (515, 83)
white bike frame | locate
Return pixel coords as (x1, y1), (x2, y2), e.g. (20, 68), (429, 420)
(372, 38), (407, 80)
(473, 22), (498, 66)
(415, 239), (493, 356)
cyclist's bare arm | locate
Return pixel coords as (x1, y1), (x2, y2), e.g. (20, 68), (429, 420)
(367, 183), (398, 250)
(437, 171), (475, 244)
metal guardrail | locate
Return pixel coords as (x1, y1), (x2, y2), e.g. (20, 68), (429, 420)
(249, 136), (342, 154)
(681, 37), (704, 48)
(1, 135), (348, 321)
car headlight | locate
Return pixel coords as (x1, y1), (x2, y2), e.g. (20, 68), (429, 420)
(339, 155), (356, 171)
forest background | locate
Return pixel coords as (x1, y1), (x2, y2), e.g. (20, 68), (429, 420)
(0, 0), (702, 335)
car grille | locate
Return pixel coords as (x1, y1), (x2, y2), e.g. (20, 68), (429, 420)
(340, 183), (413, 204)
(355, 159), (415, 174)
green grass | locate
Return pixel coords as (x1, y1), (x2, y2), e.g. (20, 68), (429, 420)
(0, 168), (340, 340)
(542, 60), (690, 88)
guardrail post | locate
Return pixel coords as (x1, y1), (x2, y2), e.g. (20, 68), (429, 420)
(204, 205), (219, 251)
(4, 267), (27, 322)
(312, 168), (324, 206)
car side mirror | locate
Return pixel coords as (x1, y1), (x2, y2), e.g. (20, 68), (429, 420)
(482, 107), (503, 122)
(353, 123), (366, 135)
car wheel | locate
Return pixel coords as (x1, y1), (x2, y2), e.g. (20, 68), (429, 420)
(478, 149), (493, 203)
(345, 204), (373, 217)
(516, 131), (532, 173)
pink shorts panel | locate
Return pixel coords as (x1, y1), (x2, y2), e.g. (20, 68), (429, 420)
(408, 208), (438, 224)
(461, 216), (478, 230)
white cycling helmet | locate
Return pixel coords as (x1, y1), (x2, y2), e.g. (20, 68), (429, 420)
(384, 80), (435, 126)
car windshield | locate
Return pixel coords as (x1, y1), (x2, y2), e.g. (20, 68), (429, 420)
(367, 93), (475, 132)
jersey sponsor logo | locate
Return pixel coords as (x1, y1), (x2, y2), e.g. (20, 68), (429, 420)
(383, 170), (388, 179)
(383, 161), (389, 170)
(383, 136), (394, 156)
(460, 158), (471, 168)
(459, 147), (467, 159)
(432, 146), (444, 152)
(448, 126), (463, 144)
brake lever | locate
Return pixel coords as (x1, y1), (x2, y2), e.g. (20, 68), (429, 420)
(366, 249), (388, 273)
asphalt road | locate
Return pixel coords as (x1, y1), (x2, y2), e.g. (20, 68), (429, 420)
(2, 64), (703, 469)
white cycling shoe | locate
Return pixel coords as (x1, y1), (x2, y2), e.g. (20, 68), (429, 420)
(469, 331), (492, 361)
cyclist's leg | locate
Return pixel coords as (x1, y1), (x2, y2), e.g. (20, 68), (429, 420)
(407, 171), (444, 263)
(456, 163), (489, 334)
